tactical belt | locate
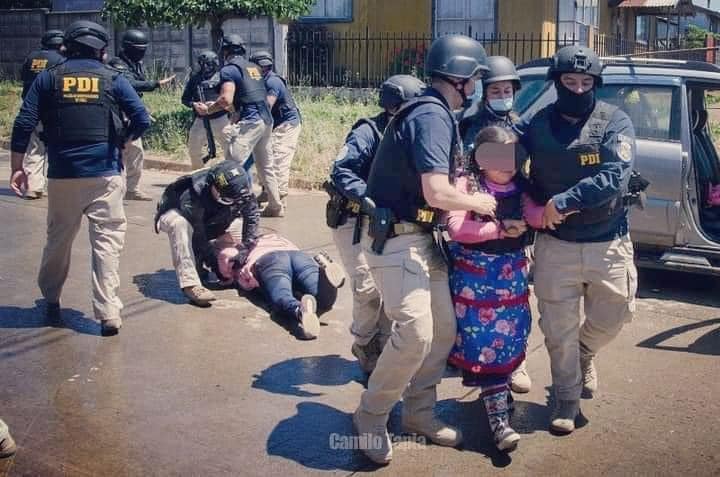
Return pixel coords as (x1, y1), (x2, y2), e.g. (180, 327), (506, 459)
(360, 216), (430, 236)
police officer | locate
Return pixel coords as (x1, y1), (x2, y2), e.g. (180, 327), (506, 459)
(155, 162), (260, 307)
(19, 29), (65, 199)
(9, 20), (151, 336)
(519, 45), (637, 434)
(326, 74), (425, 375)
(195, 36), (279, 216)
(249, 51), (301, 210)
(182, 50), (229, 169)
(460, 55), (521, 151)
(352, 35), (497, 464)
(109, 29), (176, 201)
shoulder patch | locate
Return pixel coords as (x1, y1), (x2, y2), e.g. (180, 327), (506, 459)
(618, 134), (634, 163)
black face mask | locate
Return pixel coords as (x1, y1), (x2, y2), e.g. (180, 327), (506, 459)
(555, 81), (595, 118)
(125, 47), (146, 63)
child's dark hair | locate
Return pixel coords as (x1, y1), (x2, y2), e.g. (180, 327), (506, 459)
(458, 126), (519, 194)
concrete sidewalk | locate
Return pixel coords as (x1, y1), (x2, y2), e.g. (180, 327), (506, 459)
(0, 151), (719, 476)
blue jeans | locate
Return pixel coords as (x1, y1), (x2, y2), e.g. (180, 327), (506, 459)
(254, 251), (337, 318)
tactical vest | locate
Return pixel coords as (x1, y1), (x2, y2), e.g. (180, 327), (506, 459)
(267, 71), (300, 126)
(42, 61), (122, 144)
(460, 106), (519, 153)
(21, 49), (64, 98)
(226, 57), (268, 109)
(351, 116), (383, 144)
(466, 175), (526, 254)
(528, 101), (625, 227)
(199, 72), (221, 103)
(366, 96), (462, 223)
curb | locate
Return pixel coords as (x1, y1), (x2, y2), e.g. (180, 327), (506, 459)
(144, 156), (193, 173)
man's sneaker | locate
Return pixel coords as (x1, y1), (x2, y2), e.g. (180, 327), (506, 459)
(494, 424), (521, 452)
(261, 205), (285, 218)
(297, 295), (320, 340)
(401, 414), (463, 447)
(124, 190), (153, 201)
(0, 432), (16, 459)
(581, 355), (598, 397)
(351, 334), (385, 374)
(256, 190), (269, 203)
(510, 360), (532, 393)
(313, 252), (345, 288)
(183, 286), (217, 307)
(353, 408), (392, 465)
(549, 399), (580, 434)
(46, 301), (61, 326)
(101, 317), (122, 336)
(24, 190), (43, 200)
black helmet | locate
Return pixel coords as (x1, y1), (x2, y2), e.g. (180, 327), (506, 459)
(250, 50), (273, 67)
(122, 29), (149, 51)
(197, 50), (219, 71)
(379, 75), (426, 109)
(547, 45), (603, 87)
(425, 34), (489, 80)
(64, 21), (108, 51)
(41, 30), (64, 49)
(221, 34), (246, 55)
(483, 56), (521, 90)
(208, 162), (249, 204)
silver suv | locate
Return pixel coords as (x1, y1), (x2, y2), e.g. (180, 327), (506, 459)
(516, 57), (720, 276)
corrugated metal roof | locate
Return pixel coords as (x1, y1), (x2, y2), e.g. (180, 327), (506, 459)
(618, 0), (687, 7)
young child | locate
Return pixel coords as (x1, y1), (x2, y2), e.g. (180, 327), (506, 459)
(216, 234), (345, 340)
(446, 126), (543, 452)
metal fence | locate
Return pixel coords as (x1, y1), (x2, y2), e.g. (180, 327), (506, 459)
(287, 28), (716, 88)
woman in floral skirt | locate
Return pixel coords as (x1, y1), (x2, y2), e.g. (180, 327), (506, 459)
(446, 126), (543, 452)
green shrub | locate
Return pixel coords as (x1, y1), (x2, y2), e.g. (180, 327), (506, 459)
(0, 81), (379, 188)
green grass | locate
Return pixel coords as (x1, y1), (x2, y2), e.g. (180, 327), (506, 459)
(0, 81), (379, 189)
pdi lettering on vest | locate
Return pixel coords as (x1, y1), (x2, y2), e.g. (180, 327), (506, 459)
(63, 77), (101, 93)
(580, 153), (601, 166)
(246, 66), (262, 81)
(31, 59), (49, 73)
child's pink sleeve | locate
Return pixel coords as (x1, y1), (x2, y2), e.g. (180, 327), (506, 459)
(446, 177), (502, 243)
(523, 193), (545, 229)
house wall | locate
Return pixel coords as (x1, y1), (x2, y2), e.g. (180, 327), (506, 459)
(315, 0), (431, 34)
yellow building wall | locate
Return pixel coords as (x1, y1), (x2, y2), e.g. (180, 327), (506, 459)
(497, 0), (558, 62)
(320, 0), (431, 35)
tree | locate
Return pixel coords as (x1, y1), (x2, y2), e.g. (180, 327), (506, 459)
(103, 0), (316, 50)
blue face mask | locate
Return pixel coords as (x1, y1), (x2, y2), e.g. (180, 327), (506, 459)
(488, 96), (514, 113)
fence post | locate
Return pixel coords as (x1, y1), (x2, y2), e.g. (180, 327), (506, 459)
(706, 33), (716, 64)
(365, 26), (370, 88)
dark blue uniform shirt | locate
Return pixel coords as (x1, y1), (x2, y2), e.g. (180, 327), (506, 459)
(517, 103), (635, 242)
(265, 72), (300, 128)
(11, 58), (151, 179)
(366, 88), (457, 221)
(219, 65), (269, 123)
(330, 113), (387, 202)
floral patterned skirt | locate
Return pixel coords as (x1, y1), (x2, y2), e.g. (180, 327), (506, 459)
(447, 243), (531, 387)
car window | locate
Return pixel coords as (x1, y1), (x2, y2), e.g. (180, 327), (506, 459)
(596, 85), (680, 141)
(515, 76), (550, 114)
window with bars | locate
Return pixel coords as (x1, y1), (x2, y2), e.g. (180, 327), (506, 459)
(636, 15), (650, 44)
(300, 0), (352, 21)
(435, 0), (496, 38)
(557, 0), (599, 45)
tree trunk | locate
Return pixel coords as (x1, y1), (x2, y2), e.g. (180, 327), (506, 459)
(210, 18), (224, 53)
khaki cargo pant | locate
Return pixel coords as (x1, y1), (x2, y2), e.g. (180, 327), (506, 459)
(270, 122), (302, 197)
(332, 219), (391, 347)
(23, 124), (47, 195)
(533, 233), (638, 401)
(359, 231), (456, 419)
(224, 119), (283, 210)
(123, 138), (145, 194)
(187, 115), (231, 170)
(157, 209), (243, 288)
(39, 176), (127, 321)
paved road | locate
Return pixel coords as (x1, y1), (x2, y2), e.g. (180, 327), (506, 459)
(0, 151), (719, 476)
